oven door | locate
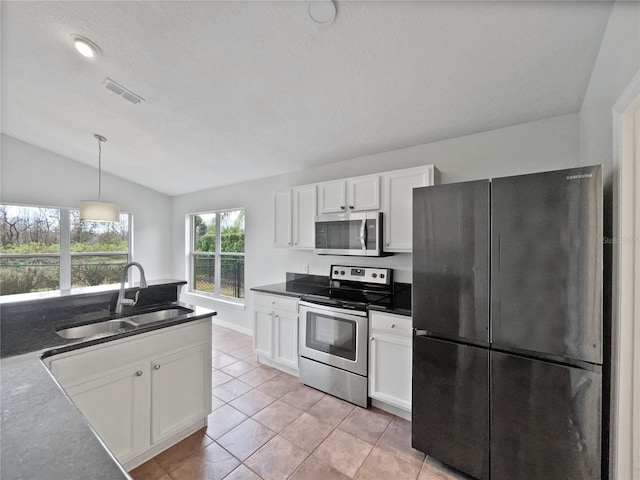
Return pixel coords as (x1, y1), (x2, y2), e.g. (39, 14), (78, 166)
(299, 301), (368, 377)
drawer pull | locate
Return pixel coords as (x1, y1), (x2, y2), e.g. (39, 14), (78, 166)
(136, 370), (143, 377)
(391, 324), (396, 329)
(370, 337), (374, 341)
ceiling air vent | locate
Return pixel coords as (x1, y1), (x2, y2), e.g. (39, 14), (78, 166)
(102, 78), (145, 104)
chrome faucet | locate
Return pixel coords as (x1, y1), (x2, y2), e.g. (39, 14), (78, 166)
(115, 262), (148, 314)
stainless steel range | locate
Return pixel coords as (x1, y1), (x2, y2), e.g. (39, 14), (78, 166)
(298, 265), (393, 407)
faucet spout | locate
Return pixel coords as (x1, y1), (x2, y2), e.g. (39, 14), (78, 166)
(115, 262), (148, 314)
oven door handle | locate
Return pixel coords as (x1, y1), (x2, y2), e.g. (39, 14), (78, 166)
(360, 219), (366, 250)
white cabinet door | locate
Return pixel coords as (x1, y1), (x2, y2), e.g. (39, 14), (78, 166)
(369, 331), (412, 411)
(349, 175), (380, 211)
(292, 185), (317, 249)
(253, 307), (273, 358)
(318, 180), (347, 214)
(253, 292), (299, 373)
(273, 190), (292, 247)
(273, 310), (298, 369)
(150, 343), (212, 444)
(65, 362), (149, 463)
(318, 176), (380, 213)
(382, 166), (435, 252)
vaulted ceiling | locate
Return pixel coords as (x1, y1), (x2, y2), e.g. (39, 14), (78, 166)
(1, 1), (614, 196)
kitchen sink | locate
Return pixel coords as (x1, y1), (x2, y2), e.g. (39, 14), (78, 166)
(56, 306), (194, 340)
(56, 319), (138, 339)
(121, 306), (193, 326)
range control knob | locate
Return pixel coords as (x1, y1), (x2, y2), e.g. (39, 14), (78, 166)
(333, 270), (339, 275)
(372, 273), (378, 278)
(380, 273), (385, 279)
(340, 271), (345, 275)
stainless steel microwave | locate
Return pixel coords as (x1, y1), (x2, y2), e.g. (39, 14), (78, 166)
(314, 212), (384, 256)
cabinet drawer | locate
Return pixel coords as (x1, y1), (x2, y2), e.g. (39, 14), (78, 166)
(370, 312), (412, 337)
(49, 319), (211, 387)
(253, 293), (298, 313)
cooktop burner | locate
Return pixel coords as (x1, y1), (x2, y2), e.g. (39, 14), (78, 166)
(300, 265), (393, 311)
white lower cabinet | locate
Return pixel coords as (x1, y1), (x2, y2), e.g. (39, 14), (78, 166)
(65, 361), (149, 461)
(368, 311), (412, 412)
(47, 319), (212, 469)
(253, 292), (299, 373)
(150, 343), (211, 444)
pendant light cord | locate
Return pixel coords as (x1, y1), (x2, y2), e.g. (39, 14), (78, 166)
(98, 138), (102, 201)
(94, 134), (107, 201)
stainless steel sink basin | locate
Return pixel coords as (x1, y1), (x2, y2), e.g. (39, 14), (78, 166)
(56, 306), (194, 340)
(122, 306), (193, 326)
(57, 319), (138, 339)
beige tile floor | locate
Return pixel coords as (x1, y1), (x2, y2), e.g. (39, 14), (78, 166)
(130, 324), (466, 480)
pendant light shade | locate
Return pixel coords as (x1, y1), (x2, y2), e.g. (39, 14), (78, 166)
(80, 134), (121, 222)
(79, 200), (120, 222)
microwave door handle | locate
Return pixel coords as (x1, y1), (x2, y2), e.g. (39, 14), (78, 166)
(360, 219), (366, 250)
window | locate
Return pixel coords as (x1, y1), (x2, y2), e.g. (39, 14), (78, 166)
(190, 209), (244, 302)
(0, 204), (131, 296)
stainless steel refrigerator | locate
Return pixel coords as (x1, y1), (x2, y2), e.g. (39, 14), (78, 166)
(412, 166), (603, 480)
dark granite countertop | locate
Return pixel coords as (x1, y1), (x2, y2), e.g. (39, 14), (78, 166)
(367, 283), (412, 317)
(0, 280), (216, 480)
(250, 281), (327, 298)
(250, 273), (412, 317)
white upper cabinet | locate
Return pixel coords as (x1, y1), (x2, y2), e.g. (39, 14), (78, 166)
(273, 190), (292, 247)
(382, 165), (436, 252)
(292, 185), (317, 249)
(317, 180), (346, 213)
(274, 165), (437, 252)
(318, 176), (380, 214)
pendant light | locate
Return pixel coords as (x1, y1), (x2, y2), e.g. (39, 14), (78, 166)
(79, 134), (120, 222)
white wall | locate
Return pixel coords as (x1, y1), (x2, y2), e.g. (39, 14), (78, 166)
(580, 2), (640, 175)
(172, 113), (580, 333)
(0, 134), (173, 280)
(579, 3), (640, 479)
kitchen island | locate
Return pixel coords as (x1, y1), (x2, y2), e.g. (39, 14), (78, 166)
(0, 280), (216, 480)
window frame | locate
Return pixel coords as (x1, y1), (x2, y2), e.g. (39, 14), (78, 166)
(0, 204), (132, 296)
(188, 208), (245, 304)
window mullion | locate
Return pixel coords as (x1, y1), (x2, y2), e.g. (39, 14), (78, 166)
(59, 209), (71, 293)
(215, 214), (222, 296)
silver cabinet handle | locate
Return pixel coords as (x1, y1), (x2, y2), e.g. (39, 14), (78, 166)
(154, 364), (161, 370)
(136, 370), (143, 376)
(370, 337), (374, 341)
(391, 324), (396, 329)
(349, 206), (354, 210)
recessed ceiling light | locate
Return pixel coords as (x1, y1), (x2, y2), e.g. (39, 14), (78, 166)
(71, 34), (101, 58)
(307, 1), (336, 26)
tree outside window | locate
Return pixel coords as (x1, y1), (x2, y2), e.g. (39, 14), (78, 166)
(0, 204), (130, 296)
(191, 209), (244, 301)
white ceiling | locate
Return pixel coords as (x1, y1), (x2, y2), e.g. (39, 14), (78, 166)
(1, 1), (614, 197)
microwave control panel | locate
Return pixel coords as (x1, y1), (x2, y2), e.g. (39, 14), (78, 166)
(330, 265), (391, 285)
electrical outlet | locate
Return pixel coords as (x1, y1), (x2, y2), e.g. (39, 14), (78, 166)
(303, 265), (309, 274)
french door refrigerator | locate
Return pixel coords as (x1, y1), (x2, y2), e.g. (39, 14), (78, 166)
(412, 166), (603, 480)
